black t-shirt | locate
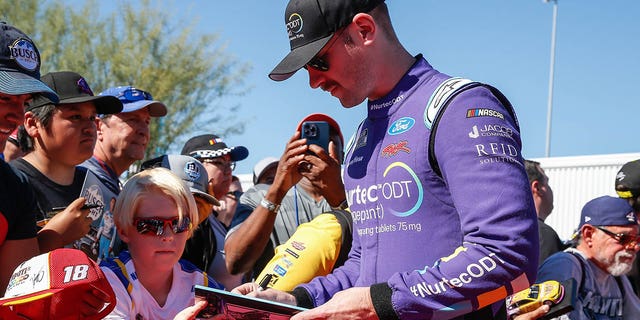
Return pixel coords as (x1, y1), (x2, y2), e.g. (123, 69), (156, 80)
(538, 218), (565, 266)
(182, 218), (217, 271)
(11, 158), (87, 222)
(0, 159), (38, 242)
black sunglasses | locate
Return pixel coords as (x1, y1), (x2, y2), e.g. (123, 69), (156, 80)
(305, 27), (347, 72)
(134, 216), (192, 236)
(226, 190), (243, 201)
(595, 226), (640, 248)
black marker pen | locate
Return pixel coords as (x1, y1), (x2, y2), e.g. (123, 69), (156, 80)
(258, 273), (273, 291)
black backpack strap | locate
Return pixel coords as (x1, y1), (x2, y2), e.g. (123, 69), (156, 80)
(427, 79), (518, 178)
(567, 251), (587, 297)
(329, 209), (353, 269)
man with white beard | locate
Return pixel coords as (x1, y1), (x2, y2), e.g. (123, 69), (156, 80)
(536, 196), (640, 319)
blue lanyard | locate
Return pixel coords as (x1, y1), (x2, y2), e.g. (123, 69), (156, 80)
(293, 185), (300, 227)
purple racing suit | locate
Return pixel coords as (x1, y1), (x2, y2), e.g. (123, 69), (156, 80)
(291, 56), (538, 319)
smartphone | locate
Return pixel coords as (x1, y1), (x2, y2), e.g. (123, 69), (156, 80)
(300, 121), (330, 152)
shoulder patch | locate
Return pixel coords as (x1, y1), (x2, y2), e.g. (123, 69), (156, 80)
(423, 77), (475, 129)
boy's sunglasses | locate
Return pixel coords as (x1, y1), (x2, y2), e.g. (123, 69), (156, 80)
(133, 216), (192, 236)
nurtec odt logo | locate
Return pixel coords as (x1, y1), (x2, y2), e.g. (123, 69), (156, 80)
(287, 13), (303, 38)
(10, 38), (39, 71)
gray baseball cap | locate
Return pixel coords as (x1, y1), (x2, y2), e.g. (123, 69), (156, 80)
(141, 154), (219, 206)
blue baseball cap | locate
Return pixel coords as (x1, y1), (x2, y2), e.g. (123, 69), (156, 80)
(0, 22), (58, 102)
(98, 86), (167, 117)
(579, 196), (637, 229)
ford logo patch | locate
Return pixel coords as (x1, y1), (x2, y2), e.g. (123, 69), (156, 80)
(388, 117), (415, 135)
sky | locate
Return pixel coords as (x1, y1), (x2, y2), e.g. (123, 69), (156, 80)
(92, 1), (640, 175)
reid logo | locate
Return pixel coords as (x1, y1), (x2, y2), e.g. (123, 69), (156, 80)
(388, 117), (415, 135)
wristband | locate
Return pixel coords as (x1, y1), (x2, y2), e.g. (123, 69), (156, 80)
(260, 198), (281, 213)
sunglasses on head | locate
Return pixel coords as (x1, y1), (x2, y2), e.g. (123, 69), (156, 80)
(595, 226), (640, 248)
(133, 216), (191, 236)
(117, 88), (153, 103)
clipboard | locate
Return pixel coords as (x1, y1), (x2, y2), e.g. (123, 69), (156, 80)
(194, 285), (307, 319)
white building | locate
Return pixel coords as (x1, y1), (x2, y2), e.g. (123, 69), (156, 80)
(237, 153), (640, 242)
(533, 152), (640, 241)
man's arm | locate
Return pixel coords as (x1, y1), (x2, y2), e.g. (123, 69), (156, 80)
(0, 238), (39, 291)
(224, 133), (307, 274)
(300, 141), (347, 207)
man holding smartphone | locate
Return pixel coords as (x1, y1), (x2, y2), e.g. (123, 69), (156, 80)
(225, 113), (348, 278)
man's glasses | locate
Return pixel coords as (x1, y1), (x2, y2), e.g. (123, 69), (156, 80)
(117, 88), (153, 103)
(134, 216), (192, 236)
(305, 27), (347, 72)
(201, 158), (236, 171)
(595, 226), (640, 248)
(226, 190), (243, 201)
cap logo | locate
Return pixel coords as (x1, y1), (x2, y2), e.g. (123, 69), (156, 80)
(626, 211), (635, 222)
(9, 38), (39, 71)
(584, 216), (591, 223)
(184, 161), (201, 182)
(6, 265), (30, 292)
(77, 77), (94, 95)
(616, 171), (626, 182)
(209, 137), (224, 145)
(287, 13), (304, 39)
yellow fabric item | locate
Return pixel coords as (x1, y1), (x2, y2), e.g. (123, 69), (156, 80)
(256, 213), (343, 291)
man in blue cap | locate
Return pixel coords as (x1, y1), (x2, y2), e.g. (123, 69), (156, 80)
(83, 86), (167, 194)
(536, 196), (640, 319)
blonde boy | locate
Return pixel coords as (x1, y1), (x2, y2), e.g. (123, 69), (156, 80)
(100, 168), (222, 319)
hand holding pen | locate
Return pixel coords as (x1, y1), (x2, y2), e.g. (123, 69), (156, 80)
(258, 274), (273, 291)
(38, 203), (102, 227)
(38, 197), (97, 248)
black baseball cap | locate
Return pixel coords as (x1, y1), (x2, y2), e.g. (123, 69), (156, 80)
(615, 159), (640, 199)
(28, 71), (123, 115)
(268, 0), (385, 81)
(0, 22), (58, 102)
(181, 134), (248, 162)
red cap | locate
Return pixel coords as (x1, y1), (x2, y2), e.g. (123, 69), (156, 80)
(296, 113), (343, 146)
(0, 248), (116, 319)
